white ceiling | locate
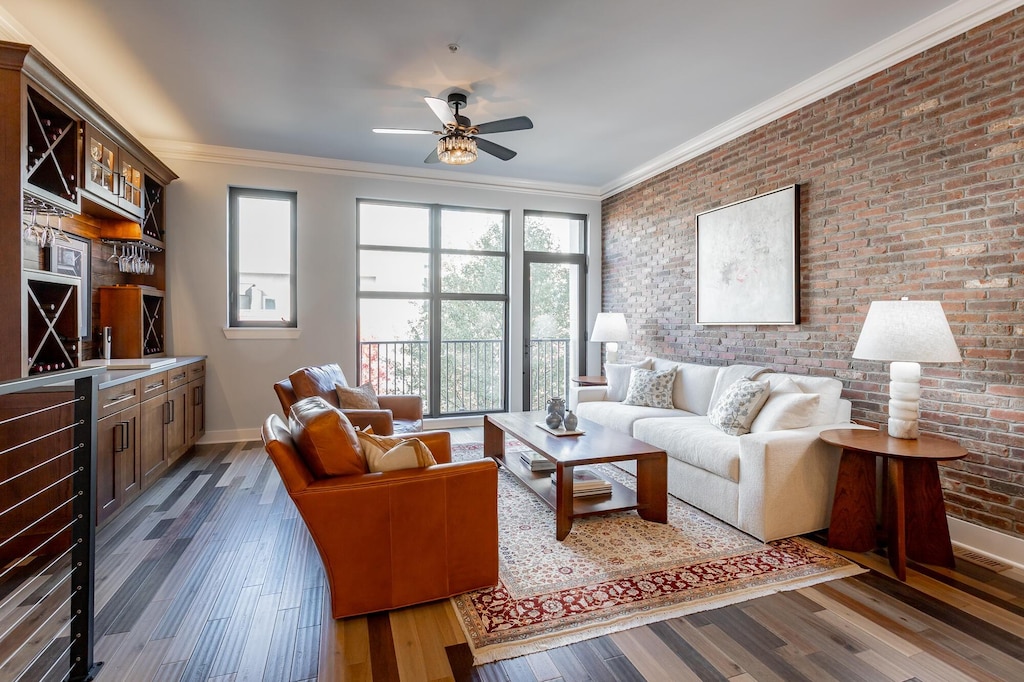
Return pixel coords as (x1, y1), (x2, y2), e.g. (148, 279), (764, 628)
(0, 0), (1011, 192)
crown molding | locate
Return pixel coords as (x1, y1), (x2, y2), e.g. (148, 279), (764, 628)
(600, 0), (1024, 199)
(146, 139), (603, 201)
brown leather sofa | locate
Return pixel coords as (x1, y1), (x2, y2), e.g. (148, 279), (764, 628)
(274, 363), (423, 435)
(261, 407), (498, 619)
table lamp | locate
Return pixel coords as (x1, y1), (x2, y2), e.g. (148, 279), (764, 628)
(591, 312), (629, 364)
(852, 298), (961, 439)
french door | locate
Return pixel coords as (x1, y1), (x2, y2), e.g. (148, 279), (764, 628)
(523, 253), (586, 411)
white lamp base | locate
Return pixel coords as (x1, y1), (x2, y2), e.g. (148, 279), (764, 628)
(888, 361), (921, 439)
(605, 342), (619, 364)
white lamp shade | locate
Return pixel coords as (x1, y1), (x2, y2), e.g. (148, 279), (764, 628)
(591, 312), (629, 343)
(852, 300), (961, 363)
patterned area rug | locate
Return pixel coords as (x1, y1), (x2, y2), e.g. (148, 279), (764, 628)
(449, 442), (863, 664)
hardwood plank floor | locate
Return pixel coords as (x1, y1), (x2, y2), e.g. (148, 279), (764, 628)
(6, 429), (1022, 681)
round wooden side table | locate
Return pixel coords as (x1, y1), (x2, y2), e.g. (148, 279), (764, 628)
(820, 428), (967, 581)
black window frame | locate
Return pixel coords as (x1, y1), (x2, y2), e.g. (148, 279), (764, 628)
(228, 186), (298, 328)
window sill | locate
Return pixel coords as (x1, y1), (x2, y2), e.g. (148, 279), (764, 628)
(223, 327), (302, 340)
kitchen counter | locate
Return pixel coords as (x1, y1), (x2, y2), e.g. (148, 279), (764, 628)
(85, 356), (207, 389)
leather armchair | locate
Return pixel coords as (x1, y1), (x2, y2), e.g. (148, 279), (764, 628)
(274, 363), (423, 435)
(261, 414), (499, 619)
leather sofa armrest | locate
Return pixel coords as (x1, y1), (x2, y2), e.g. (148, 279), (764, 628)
(378, 395), (424, 421)
(412, 429), (452, 464)
(342, 408), (394, 434)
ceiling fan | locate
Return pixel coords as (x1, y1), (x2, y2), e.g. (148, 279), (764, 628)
(373, 92), (533, 165)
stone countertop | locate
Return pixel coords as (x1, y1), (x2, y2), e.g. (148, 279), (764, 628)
(91, 356), (207, 389)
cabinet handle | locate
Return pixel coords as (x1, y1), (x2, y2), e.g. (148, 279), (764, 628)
(146, 381), (165, 391)
(104, 392), (136, 408)
(194, 385), (203, 406)
(114, 422), (124, 453)
(172, 372), (186, 382)
(120, 421), (130, 452)
(163, 400), (171, 425)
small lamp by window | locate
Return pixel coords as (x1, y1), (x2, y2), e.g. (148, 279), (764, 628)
(591, 313), (629, 364)
(852, 298), (961, 439)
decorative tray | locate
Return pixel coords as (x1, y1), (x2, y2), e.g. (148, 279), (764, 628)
(535, 422), (585, 436)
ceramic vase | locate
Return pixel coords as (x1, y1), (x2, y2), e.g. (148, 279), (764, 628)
(563, 410), (578, 431)
(545, 411), (562, 429)
(546, 397), (566, 419)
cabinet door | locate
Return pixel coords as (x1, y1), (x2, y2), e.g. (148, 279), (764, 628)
(118, 405), (141, 505)
(118, 149), (145, 219)
(166, 385), (188, 464)
(140, 394), (168, 489)
(96, 412), (121, 526)
(84, 126), (118, 202)
(186, 377), (206, 447)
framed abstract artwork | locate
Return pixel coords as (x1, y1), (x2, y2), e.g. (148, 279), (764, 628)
(46, 234), (91, 337)
(695, 185), (800, 325)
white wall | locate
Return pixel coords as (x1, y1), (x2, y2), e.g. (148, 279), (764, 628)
(163, 156), (602, 441)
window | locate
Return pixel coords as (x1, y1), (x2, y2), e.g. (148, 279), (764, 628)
(228, 187), (297, 327)
(357, 201), (508, 416)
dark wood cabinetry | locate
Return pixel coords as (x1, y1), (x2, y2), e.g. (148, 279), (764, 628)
(82, 124), (144, 221)
(25, 270), (80, 374)
(99, 285), (165, 357)
(185, 361), (206, 447)
(24, 84), (80, 212)
(96, 403), (139, 526)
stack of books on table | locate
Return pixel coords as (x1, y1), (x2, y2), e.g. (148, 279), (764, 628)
(520, 451), (556, 472)
(550, 468), (612, 497)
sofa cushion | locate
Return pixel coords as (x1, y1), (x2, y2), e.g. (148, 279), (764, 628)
(633, 416), (740, 482)
(763, 374), (843, 425)
(623, 368), (676, 408)
(605, 358), (652, 402)
(652, 359), (721, 414)
(288, 396), (366, 477)
(708, 364), (770, 413)
(575, 401), (690, 436)
(290, 364), (347, 406)
(355, 431), (436, 472)
(708, 379), (770, 436)
(749, 392), (820, 433)
(336, 382), (380, 409)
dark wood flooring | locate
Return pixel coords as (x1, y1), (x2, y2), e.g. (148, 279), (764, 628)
(9, 431), (1021, 681)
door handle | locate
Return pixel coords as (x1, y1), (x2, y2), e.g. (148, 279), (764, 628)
(114, 422), (124, 453)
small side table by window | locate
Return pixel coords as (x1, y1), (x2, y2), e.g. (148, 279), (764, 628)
(571, 376), (607, 387)
(820, 428), (967, 581)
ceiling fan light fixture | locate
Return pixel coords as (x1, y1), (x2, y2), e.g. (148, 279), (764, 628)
(437, 134), (477, 165)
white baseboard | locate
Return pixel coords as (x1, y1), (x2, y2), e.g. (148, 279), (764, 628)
(948, 516), (1024, 571)
(200, 428), (262, 444)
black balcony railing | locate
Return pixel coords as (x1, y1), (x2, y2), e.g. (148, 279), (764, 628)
(360, 338), (570, 415)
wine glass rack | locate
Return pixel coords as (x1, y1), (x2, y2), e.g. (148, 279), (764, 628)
(25, 270), (80, 375)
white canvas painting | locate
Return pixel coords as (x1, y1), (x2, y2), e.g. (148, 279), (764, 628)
(696, 185), (799, 324)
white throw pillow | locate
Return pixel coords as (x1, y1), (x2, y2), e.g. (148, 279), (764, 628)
(707, 379), (770, 436)
(749, 393), (820, 433)
(605, 359), (652, 402)
(622, 367), (677, 409)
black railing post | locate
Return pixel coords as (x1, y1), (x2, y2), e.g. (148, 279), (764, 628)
(70, 373), (100, 681)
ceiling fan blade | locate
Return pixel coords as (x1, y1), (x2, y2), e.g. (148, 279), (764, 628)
(424, 148), (440, 164)
(425, 97), (456, 127)
(373, 128), (436, 135)
(473, 116), (534, 135)
(475, 137), (517, 161)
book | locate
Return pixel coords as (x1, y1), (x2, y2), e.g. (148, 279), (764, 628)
(549, 468), (611, 495)
(520, 451), (555, 472)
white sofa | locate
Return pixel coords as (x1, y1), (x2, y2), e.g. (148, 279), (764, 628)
(572, 358), (853, 542)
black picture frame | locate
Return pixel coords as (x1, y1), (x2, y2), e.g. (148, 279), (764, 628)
(46, 235), (91, 338)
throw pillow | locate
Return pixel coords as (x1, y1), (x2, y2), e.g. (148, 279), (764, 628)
(750, 393), (820, 433)
(336, 382), (380, 410)
(356, 431), (436, 472)
(707, 379), (770, 436)
(622, 367), (676, 409)
(604, 359), (652, 402)
(288, 396), (366, 477)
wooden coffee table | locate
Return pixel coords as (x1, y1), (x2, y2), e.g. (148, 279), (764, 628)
(484, 411), (668, 540)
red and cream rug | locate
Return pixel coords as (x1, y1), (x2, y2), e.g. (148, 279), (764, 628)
(449, 442), (863, 664)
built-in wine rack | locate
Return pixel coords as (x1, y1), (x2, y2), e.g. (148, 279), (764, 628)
(25, 270), (80, 375)
(24, 85), (79, 213)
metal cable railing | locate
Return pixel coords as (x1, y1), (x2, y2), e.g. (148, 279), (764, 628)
(0, 367), (100, 682)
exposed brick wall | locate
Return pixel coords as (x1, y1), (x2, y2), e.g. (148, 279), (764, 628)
(602, 9), (1023, 537)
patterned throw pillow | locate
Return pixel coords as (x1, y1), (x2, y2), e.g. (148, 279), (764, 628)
(335, 382), (380, 410)
(622, 368), (676, 409)
(355, 431), (436, 472)
(708, 379), (770, 436)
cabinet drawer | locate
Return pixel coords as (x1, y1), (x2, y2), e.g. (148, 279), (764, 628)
(187, 360), (206, 382)
(140, 371), (169, 399)
(98, 380), (141, 419)
(168, 365), (190, 390)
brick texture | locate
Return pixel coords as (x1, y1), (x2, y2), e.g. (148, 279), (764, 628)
(602, 10), (1024, 538)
